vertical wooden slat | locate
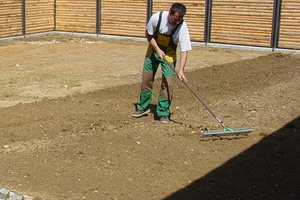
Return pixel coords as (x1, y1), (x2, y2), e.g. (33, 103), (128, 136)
(146, 0), (153, 23)
(54, 0), (57, 30)
(271, 0), (282, 49)
(96, 0), (101, 35)
(22, 0), (26, 35)
(204, 0), (213, 43)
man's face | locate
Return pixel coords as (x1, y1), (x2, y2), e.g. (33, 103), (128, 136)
(168, 12), (183, 26)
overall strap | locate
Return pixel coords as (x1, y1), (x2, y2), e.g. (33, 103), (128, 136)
(156, 11), (184, 36)
(154, 11), (163, 37)
(158, 11), (163, 29)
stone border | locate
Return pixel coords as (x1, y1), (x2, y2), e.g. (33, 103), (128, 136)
(0, 188), (34, 200)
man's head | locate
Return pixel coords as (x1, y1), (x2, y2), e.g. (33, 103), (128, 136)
(168, 3), (186, 25)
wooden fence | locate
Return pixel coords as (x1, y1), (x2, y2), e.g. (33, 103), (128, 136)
(0, 0), (22, 38)
(56, 0), (96, 33)
(100, 0), (147, 37)
(0, 0), (299, 50)
(279, 0), (300, 49)
(26, 0), (54, 34)
(152, 0), (206, 42)
(210, 0), (274, 47)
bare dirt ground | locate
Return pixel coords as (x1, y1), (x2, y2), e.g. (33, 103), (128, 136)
(0, 34), (299, 200)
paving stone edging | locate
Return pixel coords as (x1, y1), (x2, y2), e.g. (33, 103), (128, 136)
(0, 188), (33, 200)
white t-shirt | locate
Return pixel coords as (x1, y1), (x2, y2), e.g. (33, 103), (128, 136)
(146, 11), (192, 52)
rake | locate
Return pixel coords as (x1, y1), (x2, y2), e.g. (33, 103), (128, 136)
(158, 55), (255, 137)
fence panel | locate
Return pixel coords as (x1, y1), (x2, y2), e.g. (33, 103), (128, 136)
(100, 0), (147, 37)
(26, 0), (55, 34)
(0, 0), (300, 50)
(152, 0), (206, 42)
(210, 0), (274, 47)
(0, 0), (22, 38)
(56, 0), (96, 33)
(279, 0), (300, 49)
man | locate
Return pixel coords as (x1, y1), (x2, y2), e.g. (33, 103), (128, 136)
(132, 3), (192, 123)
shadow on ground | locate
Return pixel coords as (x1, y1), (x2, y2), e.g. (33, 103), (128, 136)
(164, 117), (300, 200)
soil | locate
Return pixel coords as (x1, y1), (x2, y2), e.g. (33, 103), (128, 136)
(0, 34), (299, 200)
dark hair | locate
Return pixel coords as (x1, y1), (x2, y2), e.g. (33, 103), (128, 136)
(170, 3), (186, 17)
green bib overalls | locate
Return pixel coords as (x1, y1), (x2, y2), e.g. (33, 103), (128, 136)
(137, 12), (183, 117)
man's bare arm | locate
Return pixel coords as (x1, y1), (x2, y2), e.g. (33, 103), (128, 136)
(178, 51), (188, 82)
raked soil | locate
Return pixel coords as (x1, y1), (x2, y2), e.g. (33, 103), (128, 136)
(0, 34), (299, 200)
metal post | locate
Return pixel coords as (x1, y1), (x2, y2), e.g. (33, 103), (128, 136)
(22, 0), (26, 36)
(271, 0), (282, 51)
(54, 0), (56, 30)
(146, 0), (153, 23)
(96, 0), (101, 35)
(204, 0), (213, 45)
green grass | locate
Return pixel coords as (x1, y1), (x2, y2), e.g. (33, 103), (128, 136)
(60, 79), (81, 88)
(0, 88), (19, 98)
